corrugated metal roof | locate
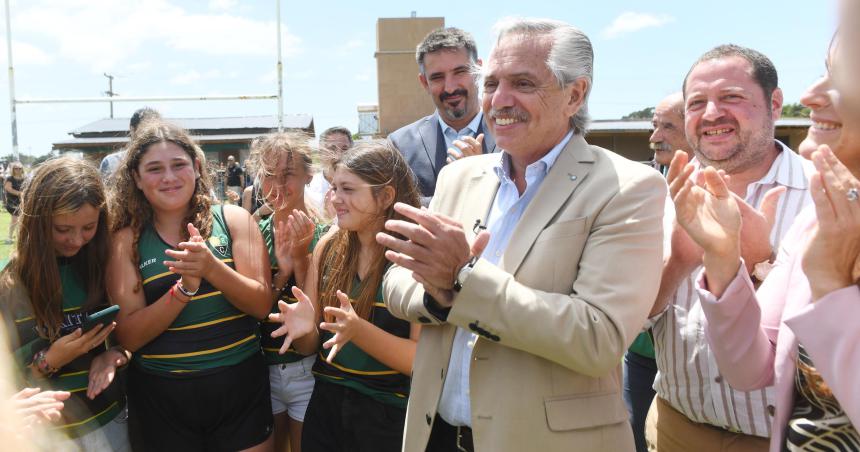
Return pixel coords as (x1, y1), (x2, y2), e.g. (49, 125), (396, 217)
(589, 118), (812, 132)
(69, 115), (313, 135)
(53, 133), (269, 149)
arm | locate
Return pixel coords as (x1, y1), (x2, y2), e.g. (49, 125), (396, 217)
(347, 319), (419, 376)
(211, 205), (271, 319)
(4, 180), (18, 196)
(448, 171), (666, 377)
(241, 186), (254, 213)
(696, 256), (788, 390)
(108, 228), (187, 352)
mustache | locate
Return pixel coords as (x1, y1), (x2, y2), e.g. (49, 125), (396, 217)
(649, 142), (671, 152)
(488, 107), (529, 122)
(699, 118), (737, 132)
(440, 89), (468, 101)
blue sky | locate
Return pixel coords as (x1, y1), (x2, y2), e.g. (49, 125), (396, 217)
(0, 0), (837, 157)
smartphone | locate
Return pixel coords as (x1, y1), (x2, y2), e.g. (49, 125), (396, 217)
(80, 305), (120, 333)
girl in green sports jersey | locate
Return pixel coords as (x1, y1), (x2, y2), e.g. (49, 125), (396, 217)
(269, 139), (422, 452)
(0, 157), (130, 450)
(246, 132), (328, 452)
(106, 120), (274, 452)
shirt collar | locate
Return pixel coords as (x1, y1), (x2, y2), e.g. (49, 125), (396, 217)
(438, 111), (483, 136)
(690, 140), (809, 190)
(752, 140), (809, 190)
(492, 130), (574, 181)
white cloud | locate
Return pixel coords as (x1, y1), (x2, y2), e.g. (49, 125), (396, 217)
(12, 0), (303, 73)
(169, 69), (238, 85)
(208, 0), (237, 11)
(602, 12), (675, 39)
(0, 39), (52, 65)
(346, 39), (364, 49)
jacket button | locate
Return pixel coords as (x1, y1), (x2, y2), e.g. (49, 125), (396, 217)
(426, 413), (432, 425)
(767, 405), (775, 416)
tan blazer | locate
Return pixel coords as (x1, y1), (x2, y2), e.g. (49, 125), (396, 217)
(383, 134), (667, 452)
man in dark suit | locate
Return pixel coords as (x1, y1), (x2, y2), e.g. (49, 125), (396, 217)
(389, 27), (496, 205)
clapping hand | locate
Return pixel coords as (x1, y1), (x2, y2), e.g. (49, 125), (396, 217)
(164, 223), (210, 292)
(12, 387), (69, 430)
(268, 286), (316, 354)
(802, 145), (860, 300)
(446, 133), (484, 163)
(319, 290), (362, 364)
(376, 203), (490, 307)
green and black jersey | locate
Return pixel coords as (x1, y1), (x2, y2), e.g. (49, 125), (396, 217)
(5, 260), (124, 438)
(258, 216), (329, 364)
(313, 277), (411, 409)
(134, 206), (260, 376)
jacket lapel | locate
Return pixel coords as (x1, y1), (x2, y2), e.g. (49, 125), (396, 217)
(417, 115), (442, 176)
(461, 161), (501, 242)
(499, 135), (594, 275)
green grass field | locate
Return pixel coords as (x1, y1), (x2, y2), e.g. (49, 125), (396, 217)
(0, 210), (15, 268)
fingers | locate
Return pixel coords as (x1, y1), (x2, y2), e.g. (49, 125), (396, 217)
(701, 167), (731, 199)
(186, 223), (202, 241)
(809, 171), (837, 224)
(668, 162), (695, 198)
(278, 335), (293, 355)
(376, 232), (427, 265)
(335, 290), (352, 310)
(383, 219), (435, 247)
(291, 286), (311, 306)
(471, 230), (491, 258)
(813, 146), (859, 220)
(326, 342), (340, 364)
(12, 388), (41, 401)
(446, 147), (462, 164)
(392, 202), (442, 232)
(666, 151), (691, 187)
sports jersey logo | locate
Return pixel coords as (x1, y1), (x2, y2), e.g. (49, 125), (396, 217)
(208, 235), (229, 257)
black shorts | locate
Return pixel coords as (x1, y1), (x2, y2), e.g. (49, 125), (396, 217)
(302, 379), (406, 452)
(128, 352), (273, 452)
(4, 203), (18, 215)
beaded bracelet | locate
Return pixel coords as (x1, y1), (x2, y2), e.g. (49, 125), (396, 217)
(32, 349), (58, 377)
(169, 285), (190, 304)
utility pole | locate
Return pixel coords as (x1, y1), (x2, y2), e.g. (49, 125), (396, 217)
(103, 73), (116, 118)
(5, 0), (18, 161)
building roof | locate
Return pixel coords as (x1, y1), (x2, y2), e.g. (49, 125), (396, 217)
(52, 133), (269, 150)
(53, 114), (315, 152)
(588, 118), (812, 133)
(69, 115), (313, 137)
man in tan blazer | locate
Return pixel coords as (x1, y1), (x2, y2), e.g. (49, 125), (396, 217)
(377, 18), (667, 452)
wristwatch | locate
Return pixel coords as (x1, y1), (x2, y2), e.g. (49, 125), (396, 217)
(452, 256), (478, 292)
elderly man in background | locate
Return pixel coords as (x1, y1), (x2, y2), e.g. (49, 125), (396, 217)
(378, 18), (667, 452)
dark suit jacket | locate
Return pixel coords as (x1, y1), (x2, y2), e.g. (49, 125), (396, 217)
(388, 113), (497, 205)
